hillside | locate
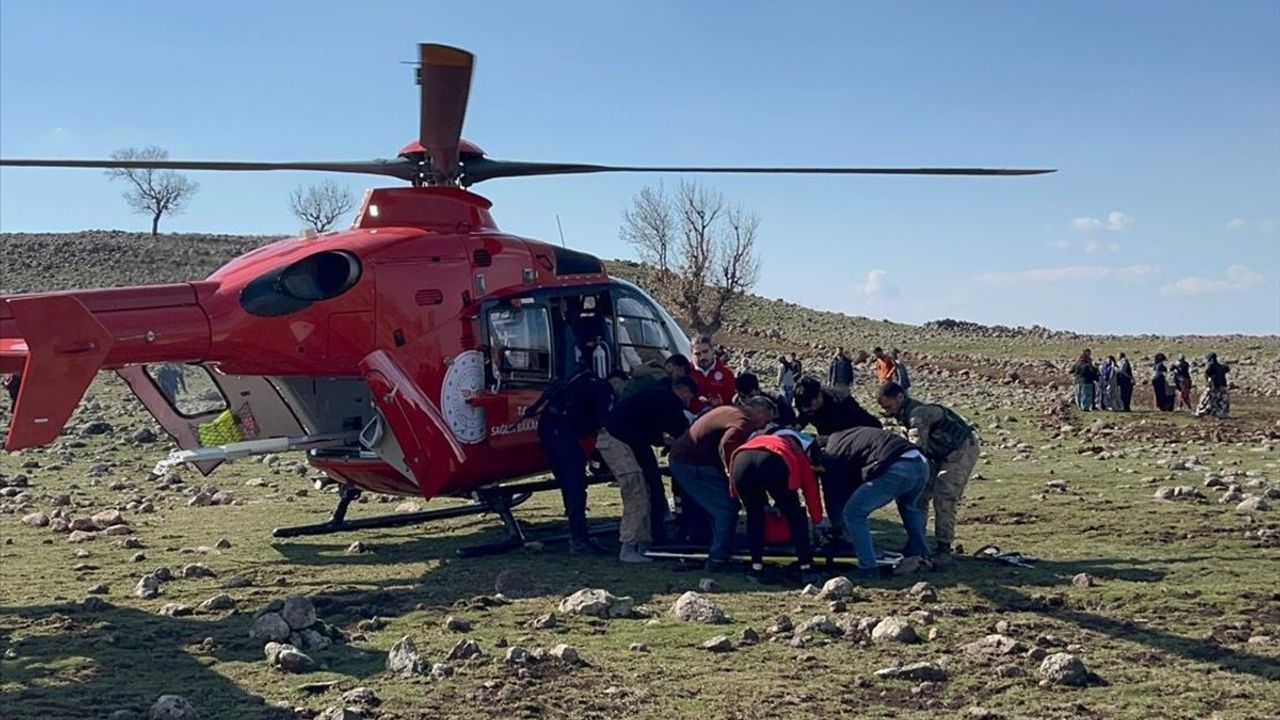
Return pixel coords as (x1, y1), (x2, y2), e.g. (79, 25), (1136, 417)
(4, 231), (1278, 398)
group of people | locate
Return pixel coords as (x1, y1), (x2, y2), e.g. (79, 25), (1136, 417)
(1070, 349), (1231, 419)
(530, 336), (979, 584)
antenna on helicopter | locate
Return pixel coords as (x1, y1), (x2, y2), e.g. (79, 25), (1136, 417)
(555, 214), (567, 248)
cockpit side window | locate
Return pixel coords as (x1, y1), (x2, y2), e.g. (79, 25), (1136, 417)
(613, 287), (676, 373)
(487, 305), (554, 385)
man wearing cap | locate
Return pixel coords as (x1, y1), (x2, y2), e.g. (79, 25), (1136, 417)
(668, 396), (777, 570)
(877, 381), (978, 565)
(729, 427), (823, 584)
(814, 426), (932, 579)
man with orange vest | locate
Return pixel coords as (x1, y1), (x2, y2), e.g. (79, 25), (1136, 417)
(873, 347), (898, 385)
(730, 428), (823, 585)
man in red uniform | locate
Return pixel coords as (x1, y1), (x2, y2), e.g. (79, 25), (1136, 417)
(690, 336), (736, 414)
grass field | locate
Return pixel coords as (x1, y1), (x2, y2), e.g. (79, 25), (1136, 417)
(1, 232), (1278, 719)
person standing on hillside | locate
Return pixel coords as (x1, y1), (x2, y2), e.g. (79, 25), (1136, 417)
(873, 347), (897, 385)
(891, 348), (912, 396)
(1099, 355), (1121, 411)
(1151, 353), (1174, 411)
(828, 347), (855, 394)
(690, 336), (737, 414)
(1195, 352), (1231, 419)
(776, 355), (799, 403)
(1173, 354), (1194, 410)
(878, 381), (979, 565)
(1070, 349), (1100, 411)
(1116, 353), (1135, 411)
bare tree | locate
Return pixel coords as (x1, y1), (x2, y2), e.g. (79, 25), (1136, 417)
(105, 146), (199, 236)
(620, 181), (760, 335)
(289, 180), (357, 232)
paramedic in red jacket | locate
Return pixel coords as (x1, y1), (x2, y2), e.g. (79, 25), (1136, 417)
(690, 336), (737, 413)
(730, 428), (823, 584)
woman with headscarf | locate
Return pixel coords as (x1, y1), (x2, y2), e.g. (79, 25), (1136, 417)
(1194, 352), (1230, 419)
(1173, 354), (1193, 410)
(1070, 349), (1099, 411)
(1099, 355), (1120, 411)
(1151, 353), (1174, 411)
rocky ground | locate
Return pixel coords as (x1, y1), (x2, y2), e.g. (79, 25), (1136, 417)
(1, 232), (1279, 720)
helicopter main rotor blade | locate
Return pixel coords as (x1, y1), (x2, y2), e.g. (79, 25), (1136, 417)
(462, 158), (1055, 185)
(418, 43), (474, 184)
(0, 157), (419, 181)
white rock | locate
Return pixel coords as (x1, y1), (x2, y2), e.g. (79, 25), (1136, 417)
(550, 643), (581, 664)
(135, 574), (162, 599)
(387, 636), (427, 676)
(1039, 652), (1091, 686)
(817, 576), (854, 600)
(150, 695), (199, 720)
(871, 616), (920, 644)
(251, 612), (292, 642)
(670, 591), (727, 624)
(559, 588), (635, 618)
(281, 595), (317, 629)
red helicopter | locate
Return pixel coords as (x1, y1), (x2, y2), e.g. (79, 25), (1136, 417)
(0, 44), (1052, 553)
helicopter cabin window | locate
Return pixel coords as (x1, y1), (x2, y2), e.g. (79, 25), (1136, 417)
(614, 291), (674, 373)
(488, 305), (553, 384)
(143, 363), (229, 418)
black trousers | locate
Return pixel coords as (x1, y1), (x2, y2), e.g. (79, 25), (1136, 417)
(539, 422), (590, 540)
(730, 449), (813, 566)
(1118, 381), (1134, 411)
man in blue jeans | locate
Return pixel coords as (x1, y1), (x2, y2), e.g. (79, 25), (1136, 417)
(814, 426), (931, 578)
(668, 396), (777, 570)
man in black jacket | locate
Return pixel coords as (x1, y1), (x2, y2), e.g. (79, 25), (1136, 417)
(815, 426), (932, 578)
(793, 375), (882, 550)
(735, 372), (799, 427)
(828, 348), (855, 394)
(597, 377), (698, 562)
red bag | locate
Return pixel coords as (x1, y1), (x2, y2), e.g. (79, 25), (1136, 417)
(764, 512), (792, 544)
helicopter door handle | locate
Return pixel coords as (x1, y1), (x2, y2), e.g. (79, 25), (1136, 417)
(54, 340), (100, 355)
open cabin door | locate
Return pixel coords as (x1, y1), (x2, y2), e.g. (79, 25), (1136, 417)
(117, 363), (306, 476)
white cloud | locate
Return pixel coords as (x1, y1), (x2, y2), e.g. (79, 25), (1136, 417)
(1106, 211), (1133, 231)
(1051, 239), (1120, 253)
(1161, 264), (1265, 297)
(1082, 239), (1101, 253)
(1226, 218), (1247, 230)
(978, 264), (1159, 286)
(1072, 210), (1133, 233)
(1072, 217), (1104, 232)
(856, 268), (894, 299)
(1049, 239), (1072, 250)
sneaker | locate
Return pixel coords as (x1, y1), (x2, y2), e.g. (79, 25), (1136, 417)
(569, 538), (610, 556)
(619, 544), (653, 564)
(895, 555), (925, 575)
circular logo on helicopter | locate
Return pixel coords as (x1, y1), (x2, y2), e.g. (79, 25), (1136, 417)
(441, 350), (487, 444)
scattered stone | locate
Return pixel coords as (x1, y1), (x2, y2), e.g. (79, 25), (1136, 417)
(88, 583), (109, 595)
(345, 541), (366, 554)
(531, 613), (557, 630)
(697, 577), (717, 592)
(159, 603), (192, 617)
(92, 509), (124, 527)
(446, 638), (482, 661)
(766, 615), (794, 635)
(340, 687), (381, 707)
(817, 576), (854, 600)
(670, 591), (727, 624)
(800, 584), (820, 596)
(909, 610), (936, 626)
(181, 563), (216, 579)
(149, 694), (198, 720)
(1237, 496), (1271, 513)
(504, 646), (530, 663)
(108, 710), (142, 720)
(386, 635), (428, 676)
(962, 634), (1023, 656)
(68, 530), (98, 543)
(21, 511), (49, 527)
(871, 616), (920, 644)
(701, 635), (733, 652)
(1026, 647), (1048, 662)
(1039, 652), (1091, 686)
(629, 642), (649, 653)
(214, 538), (232, 550)
(996, 664), (1026, 678)
(740, 627), (761, 644)
(908, 581), (939, 602)
(796, 615), (841, 637)
(549, 643), (581, 664)
(131, 551), (147, 562)
(559, 588), (635, 618)
(827, 600), (847, 613)
(430, 662), (453, 679)
(221, 575), (252, 589)
(105, 524), (133, 536)
(132, 427), (157, 443)
(199, 594), (236, 612)
(874, 661), (948, 682)
(275, 647), (317, 674)
(118, 536), (144, 549)
(1072, 573), (1094, 588)
(281, 595), (317, 630)
(135, 574), (162, 599)
(444, 615), (471, 633)
(315, 707), (367, 720)
(251, 612), (292, 642)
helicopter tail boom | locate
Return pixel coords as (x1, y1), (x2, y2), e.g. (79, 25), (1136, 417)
(1, 284), (215, 451)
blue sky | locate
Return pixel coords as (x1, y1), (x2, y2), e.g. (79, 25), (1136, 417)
(2, 1), (1277, 335)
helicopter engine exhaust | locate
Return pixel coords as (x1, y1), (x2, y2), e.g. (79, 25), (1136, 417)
(0, 283), (214, 450)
